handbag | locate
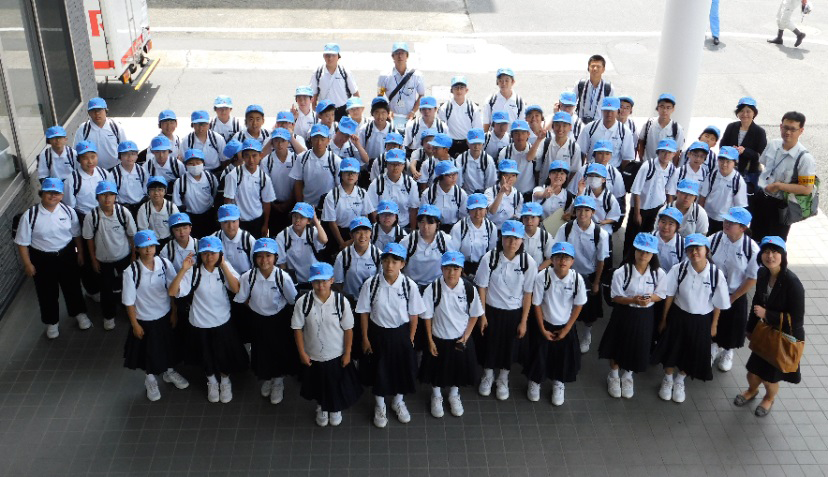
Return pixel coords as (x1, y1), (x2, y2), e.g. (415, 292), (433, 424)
(748, 312), (804, 373)
(779, 150), (820, 226)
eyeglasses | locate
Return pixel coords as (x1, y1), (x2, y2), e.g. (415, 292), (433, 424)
(780, 125), (801, 133)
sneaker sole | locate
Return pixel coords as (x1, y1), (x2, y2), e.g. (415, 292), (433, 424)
(162, 376), (190, 390)
(147, 393), (161, 402)
(373, 419), (387, 428)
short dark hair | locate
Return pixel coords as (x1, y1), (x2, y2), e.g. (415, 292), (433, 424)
(588, 55), (606, 67)
(758, 243), (787, 270)
(735, 104), (758, 118)
(781, 111), (806, 128)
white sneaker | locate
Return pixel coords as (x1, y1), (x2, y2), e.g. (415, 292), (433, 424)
(86, 292), (100, 303)
(391, 401), (411, 424)
(551, 381), (565, 406)
(75, 313), (92, 330)
(207, 382), (220, 403)
(145, 377), (161, 402)
(607, 374), (621, 398)
(495, 377), (509, 401)
(45, 324), (59, 339)
(260, 379), (272, 397)
(672, 381), (686, 403)
(621, 376), (634, 399)
(448, 395), (464, 416)
(430, 395), (444, 418)
(103, 318), (115, 331)
(329, 411), (342, 426)
(579, 332), (592, 354)
(315, 408), (329, 427)
(527, 381), (541, 402)
(658, 376), (673, 401)
(373, 405), (388, 428)
(711, 343), (720, 367)
(270, 380), (285, 404)
(219, 381), (232, 403)
(718, 349), (734, 372)
(162, 370), (189, 389)
(478, 374), (494, 397)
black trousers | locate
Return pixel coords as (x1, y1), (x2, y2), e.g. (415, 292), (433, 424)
(334, 105), (347, 122)
(122, 202), (143, 221)
(98, 255), (132, 319)
(623, 206), (660, 256)
(188, 209), (216, 239)
(749, 191), (791, 242)
(708, 219), (723, 235)
(449, 140), (469, 158)
(30, 245), (86, 325)
(239, 215), (264, 238)
(76, 212), (100, 295)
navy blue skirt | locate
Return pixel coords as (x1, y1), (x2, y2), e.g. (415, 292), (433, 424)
(123, 313), (175, 375)
(418, 335), (479, 388)
(598, 304), (654, 373)
(249, 307), (299, 380)
(651, 307), (713, 381)
(521, 320), (581, 383)
(300, 356), (363, 412)
(359, 322), (418, 396)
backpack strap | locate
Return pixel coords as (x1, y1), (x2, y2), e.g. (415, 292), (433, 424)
(338, 65), (352, 97)
(710, 232), (724, 256)
(406, 232), (419, 259)
(432, 278), (443, 309)
(315, 66), (323, 96)
(436, 232), (447, 254)
(301, 291), (315, 317)
(342, 246), (352, 276)
(622, 263), (633, 291)
(576, 79), (587, 116)
(369, 274), (381, 307)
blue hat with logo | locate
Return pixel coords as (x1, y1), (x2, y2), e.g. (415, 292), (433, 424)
(183, 149), (205, 163)
(158, 109), (177, 122)
(385, 132), (404, 145)
(657, 138), (678, 153)
(619, 96), (635, 106)
(310, 123), (331, 138)
(601, 97), (621, 111)
(435, 160), (459, 177)
(345, 97), (363, 110)
(441, 250), (465, 267)
(87, 97), (107, 110)
(633, 233), (659, 254)
(245, 104), (264, 116)
(684, 233), (710, 249)
(520, 202), (543, 217)
(253, 237), (280, 256)
(419, 96), (437, 109)
(223, 138), (242, 158)
(40, 177), (64, 193)
(118, 141), (139, 153)
(75, 140), (97, 155)
(719, 146), (739, 160)
(549, 160), (570, 172)
(371, 96), (390, 108)
(593, 139), (613, 154)
(323, 43), (340, 55)
(467, 193), (488, 210)
(191, 110), (210, 124)
(276, 111), (295, 124)
(291, 202), (315, 219)
(168, 212), (191, 228)
(429, 133), (453, 149)
(338, 117), (358, 135)
(559, 92), (577, 106)
(687, 141), (710, 153)
(242, 139), (262, 152)
(392, 41), (409, 53)
(552, 111), (572, 123)
(525, 105), (543, 115)
(501, 220), (525, 238)
(146, 175), (168, 189)
(496, 67), (515, 78)
(676, 179), (700, 196)
(586, 163), (608, 178)
(451, 75), (467, 87)
(658, 206), (684, 225)
(382, 242), (407, 260)
(95, 180), (118, 195)
(309, 262), (335, 281)
(214, 95), (233, 108)
(551, 241), (576, 258)
(217, 204), (241, 222)
(134, 230), (160, 248)
(510, 120), (530, 133)
(573, 195), (596, 210)
(421, 128), (438, 140)
(339, 157), (360, 174)
(417, 204), (442, 220)
(385, 148), (406, 163)
(349, 216), (372, 232)
(271, 128), (292, 141)
(198, 236), (223, 253)
(722, 206), (752, 226)
(150, 135), (172, 151)
(491, 111), (510, 124)
(702, 125), (721, 139)
(498, 159), (519, 174)
(316, 100), (335, 114)
(377, 200), (400, 215)
(657, 93), (677, 104)
(760, 235), (786, 252)
(737, 97), (757, 108)
(45, 126), (67, 139)
(295, 86), (314, 97)
(467, 128), (485, 144)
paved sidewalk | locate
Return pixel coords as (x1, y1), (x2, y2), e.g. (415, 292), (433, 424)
(1, 213), (827, 476)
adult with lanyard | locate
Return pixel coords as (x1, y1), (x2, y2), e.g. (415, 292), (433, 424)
(377, 42), (425, 126)
(719, 97), (768, 195)
(749, 111), (815, 242)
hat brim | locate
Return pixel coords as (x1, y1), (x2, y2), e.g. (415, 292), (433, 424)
(137, 240), (161, 248)
(501, 231), (523, 238)
(722, 214), (749, 226)
(499, 169), (519, 174)
(170, 221), (192, 227)
(41, 187), (64, 194)
(676, 188), (698, 196)
(467, 139), (484, 144)
(381, 251), (406, 261)
(551, 251), (575, 258)
(218, 215), (240, 222)
(633, 244), (659, 254)
(199, 247), (222, 253)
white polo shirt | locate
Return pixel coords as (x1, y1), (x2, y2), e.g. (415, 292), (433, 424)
(640, 118), (686, 161)
(448, 218), (498, 264)
(399, 231), (454, 286)
(81, 205), (137, 262)
(540, 137), (582, 180)
(371, 152), (410, 183)
(456, 151), (497, 194)
(184, 131), (226, 171)
(334, 244), (381, 298)
(136, 200), (179, 239)
(235, 268), (297, 316)
(160, 236), (196, 272)
(223, 166), (277, 221)
(64, 167), (110, 214)
(418, 184), (467, 226)
(172, 173), (217, 215)
(610, 265), (664, 309)
(210, 116), (241, 142)
(122, 257), (176, 321)
(378, 68), (426, 116)
(371, 224), (408, 252)
(532, 187), (570, 219)
(329, 139), (359, 161)
(367, 174), (419, 228)
(263, 151), (297, 203)
(358, 120), (393, 160)
(656, 261), (731, 315)
(438, 99), (483, 140)
(577, 120), (635, 168)
(176, 263), (240, 328)
(484, 184), (523, 228)
(356, 273), (426, 328)
(483, 131), (511, 160)
(498, 144), (536, 194)
(294, 109), (316, 141)
(553, 221), (610, 276)
(532, 268), (588, 326)
(310, 65), (358, 107)
(230, 128), (271, 146)
(274, 226), (325, 283)
(589, 188), (621, 237)
(654, 231), (685, 273)
(322, 185), (375, 228)
(482, 91), (526, 125)
(14, 203), (79, 252)
(700, 169), (748, 220)
(290, 150), (341, 207)
(111, 164), (147, 205)
(567, 163), (626, 201)
(523, 228), (553, 267)
(292, 291), (355, 362)
(421, 277), (485, 339)
(145, 157), (184, 184)
(474, 250), (538, 310)
(213, 229), (255, 275)
(74, 119), (126, 170)
(758, 139), (816, 201)
(675, 163), (709, 184)
(708, 232), (760, 293)
(403, 117), (447, 150)
(631, 159), (677, 211)
(37, 146), (76, 180)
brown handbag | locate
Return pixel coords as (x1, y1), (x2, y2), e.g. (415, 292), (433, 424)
(748, 313), (805, 373)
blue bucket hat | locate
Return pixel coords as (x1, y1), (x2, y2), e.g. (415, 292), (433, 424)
(214, 95), (233, 108)
(150, 135), (172, 152)
(146, 176), (168, 189)
(385, 132), (404, 145)
(467, 128), (485, 144)
(198, 236), (223, 253)
(586, 163), (608, 178)
(339, 157), (360, 174)
(722, 206), (752, 226)
(75, 140), (97, 155)
(498, 159), (519, 174)
(310, 123), (331, 138)
(549, 160), (570, 172)
(633, 233), (659, 254)
(183, 149), (205, 163)
(441, 250), (465, 267)
(657, 93), (677, 105)
(385, 149), (406, 163)
(191, 110), (210, 124)
(295, 86), (314, 97)
(87, 97), (107, 110)
(417, 204), (442, 220)
(450, 75), (467, 87)
(760, 236), (786, 252)
(467, 193), (488, 210)
(719, 146), (739, 160)
(309, 262), (335, 281)
(510, 120), (530, 133)
(241, 139), (262, 153)
(217, 204), (241, 222)
(118, 141), (139, 154)
(95, 181), (118, 195)
(158, 109), (177, 122)
(687, 141), (710, 153)
(573, 195), (596, 210)
(377, 200), (400, 215)
(253, 237), (280, 256)
(338, 117), (358, 135)
(676, 179), (700, 196)
(491, 111), (510, 124)
(134, 230), (160, 248)
(40, 178), (64, 193)
(419, 96), (437, 109)
(551, 241), (576, 258)
(392, 42), (409, 53)
(496, 67), (515, 78)
(601, 97), (621, 111)
(435, 160), (459, 177)
(271, 128), (291, 141)
(223, 138), (242, 158)
(315, 100), (335, 114)
(657, 138), (678, 153)
(322, 43), (340, 55)
(421, 128), (438, 140)
(593, 139), (613, 154)
(552, 111), (572, 123)
(559, 92), (577, 106)
(276, 111), (295, 124)
(658, 206), (684, 225)
(345, 97), (363, 110)
(291, 202), (315, 219)
(168, 212), (191, 228)
(429, 133), (453, 149)
(382, 242), (407, 260)
(45, 126), (67, 139)
(684, 233), (710, 249)
(520, 202), (543, 217)
(349, 216), (372, 232)
(245, 104), (264, 116)
(501, 220), (525, 238)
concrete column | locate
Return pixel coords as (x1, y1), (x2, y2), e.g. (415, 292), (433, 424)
(652, 0), (710, 131)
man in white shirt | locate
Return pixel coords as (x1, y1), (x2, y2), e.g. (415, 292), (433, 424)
(377, 42), (425, 125)
(310, 43), (360, 122)
(482, 68), (525, 132)
(73, 97), (126, 170)
(574, 54), (615, 124)
(37, 126), (76, 180)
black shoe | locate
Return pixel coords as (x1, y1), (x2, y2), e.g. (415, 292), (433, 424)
(795, 32), (806, 47)
(713, 36), (719, 45)
(767, 37), (783, 45)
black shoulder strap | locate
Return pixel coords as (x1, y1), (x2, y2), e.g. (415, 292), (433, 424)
(432, 278), (443, 308)
(406, 232), (419, 259)
(388, 69), (416, 103)
(710, 232), (724, 256)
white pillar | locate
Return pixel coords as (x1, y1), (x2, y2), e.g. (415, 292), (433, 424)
(652, 0), (710, 132)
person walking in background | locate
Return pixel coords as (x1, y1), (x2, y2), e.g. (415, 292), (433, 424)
(710, 0), (721, 45)
(768, 0), (808, 47)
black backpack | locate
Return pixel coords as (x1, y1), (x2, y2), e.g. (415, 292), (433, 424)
(187, 265), (227, 302)
(375, 174), (414, 197)
(315, 65), (352, 98)
(130, 257), (172, 289)
(576, 79), (613, 118)
(459, 217), (496, 244)
(541, 267), (581, 300)
(247, 267), (288, 302)
(641, 118), (679, 155)
(707, 169), (742, 197)
(81, 119), (121, 142)
(709, 231), (753, 262)
(342, 245), (381, 278)
(215, 229), (253, 266)
(444, 101), (475, 123)
(676, 260), (720, 300)
(371, 223), (405, 245)
(300, 150), (338, 183)
(406, 231), (447, 259)
(563, 220), (602, 254)
(432, 276), (476, 314)
(620, 262), (658, 293)
(367, 273), (411, 310)
(41, 147), (77, 175)
(235, 166), (268, 200)
(488, 249), (530, 274)
(177, 172), (217, 211)
(487, 94), (524, 125)
(71, 167), (108, 197)
(209, 116), (241, 141)
(90, 204), (129, 235)
(426, 182), (462, 209)
(280, 226), (319, 260)
(143, 199), (175, 225)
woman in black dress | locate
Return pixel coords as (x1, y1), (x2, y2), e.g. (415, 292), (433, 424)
(719, 97), (767, 194)
(734, 236), (805, 417)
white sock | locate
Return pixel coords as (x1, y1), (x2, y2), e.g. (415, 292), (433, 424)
(274, 377), (284, 385)
(432, 387), (442, 398)
(609, 368), (619, 379)
(583, 326), (592, 339)
(207, 375), (218, 384)
(166, 368), (175, 375)
(375, 395), (385, 408)
(711, 343), (719, 354)
(449, 386), (459, 397)
(553, 380), (565, 389)
(675, 374), (686, 384)
(146, 374), (156, 383)
(622, 370), (633, 380)
(497, 369), (509, 381)
(483, 368), (494, 379)
(663, 373), (674, 383)
(393, 394), (404, 405)
(220, 375), (229, 385)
